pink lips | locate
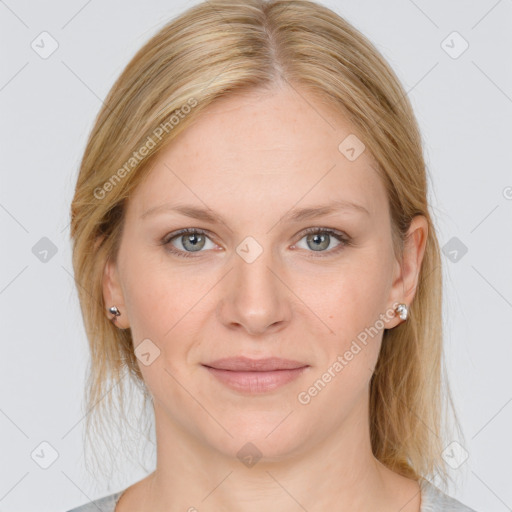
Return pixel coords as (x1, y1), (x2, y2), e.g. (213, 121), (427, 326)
(202, 356), (309, 393)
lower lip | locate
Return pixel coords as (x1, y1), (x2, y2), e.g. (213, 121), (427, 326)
(203, 366), (309, 393)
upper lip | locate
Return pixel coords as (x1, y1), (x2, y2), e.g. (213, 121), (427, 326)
(203, 356), (308, 372)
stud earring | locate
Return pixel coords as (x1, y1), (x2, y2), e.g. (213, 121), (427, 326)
(395, 303), (408, 321)
(108, 306), (121, 322)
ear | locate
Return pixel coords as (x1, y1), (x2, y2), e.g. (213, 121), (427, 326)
(386, 215), (428, 329)
(101, 250), (130, 330)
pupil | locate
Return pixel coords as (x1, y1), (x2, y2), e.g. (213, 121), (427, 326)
(183, 233), (204, 252)
(308, 233), (328, 251)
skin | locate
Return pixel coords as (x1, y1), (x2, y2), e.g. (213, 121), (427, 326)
(103, 83), (428, 512)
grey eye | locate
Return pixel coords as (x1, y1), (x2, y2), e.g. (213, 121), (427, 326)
(307, 232), (329, 251)
(295, 231), (343, 252)
(181, 233), (205, 252)
(170, 232), (215, 252)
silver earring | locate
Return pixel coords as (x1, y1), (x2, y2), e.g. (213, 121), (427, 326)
(109, 306), (121, 321)
(395, 303), (408, 321)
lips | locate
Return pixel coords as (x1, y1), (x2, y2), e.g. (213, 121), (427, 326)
(202, 357), (310, 393)
(203, 356), (308, 372)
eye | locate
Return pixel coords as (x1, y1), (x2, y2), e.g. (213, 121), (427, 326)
(160, 227), (351, 259)
(161, 228), (217, 258)
(292, 228), (351, 256)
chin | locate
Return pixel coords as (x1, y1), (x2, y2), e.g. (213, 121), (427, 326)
(206, 412), (309, 461)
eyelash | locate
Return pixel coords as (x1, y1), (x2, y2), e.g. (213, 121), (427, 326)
(160, 227), (352, 259)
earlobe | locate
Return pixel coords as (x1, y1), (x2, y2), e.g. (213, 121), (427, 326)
(102, 257), (129, 329)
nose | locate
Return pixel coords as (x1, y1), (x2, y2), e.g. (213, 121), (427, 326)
(216, 244), (292, 336)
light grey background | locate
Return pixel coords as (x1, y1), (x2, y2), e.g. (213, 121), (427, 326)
(1, 1), (511, 511)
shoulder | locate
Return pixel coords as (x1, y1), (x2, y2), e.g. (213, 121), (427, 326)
(420, 479), (477, 512)
(66, 490), (124, 512)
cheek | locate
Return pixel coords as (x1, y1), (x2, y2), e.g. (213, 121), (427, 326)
(295, 263), (389, 417)
(294, 247), (394, 402)
(119, 244), (184, 347)
(120, 247), (212, 376)
(123, 273), (170, 339)
(121, 262), (195, 404)
(303, 252), (392, 340)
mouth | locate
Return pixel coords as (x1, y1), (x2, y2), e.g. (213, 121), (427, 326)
(202, 356), (310, 394)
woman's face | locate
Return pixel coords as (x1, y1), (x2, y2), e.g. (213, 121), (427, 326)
(103, 85), (426, 461)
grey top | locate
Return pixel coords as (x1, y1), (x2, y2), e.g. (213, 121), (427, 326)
(66, 479), (477, 511)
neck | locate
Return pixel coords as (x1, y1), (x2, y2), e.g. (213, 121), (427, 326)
(138, 397), (420, 512)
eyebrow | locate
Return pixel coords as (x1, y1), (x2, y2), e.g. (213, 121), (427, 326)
(140, 199), (370, 223)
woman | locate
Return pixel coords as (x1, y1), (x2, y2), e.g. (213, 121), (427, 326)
(67, 0), (476, 510)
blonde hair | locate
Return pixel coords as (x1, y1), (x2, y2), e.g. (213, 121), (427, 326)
(70, 0), (455, 484)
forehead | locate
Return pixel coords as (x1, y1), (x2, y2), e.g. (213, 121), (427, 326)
(128, 86), (387, 223)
